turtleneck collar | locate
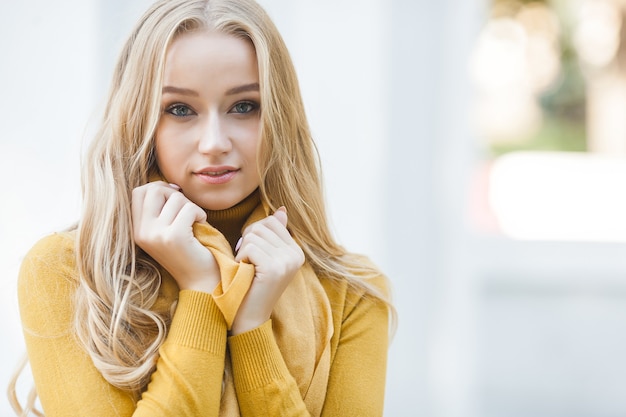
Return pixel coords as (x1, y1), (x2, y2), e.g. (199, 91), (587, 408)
(205, 188), (261, 251)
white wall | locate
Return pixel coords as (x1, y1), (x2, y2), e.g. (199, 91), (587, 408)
(0, 1), (95, 415)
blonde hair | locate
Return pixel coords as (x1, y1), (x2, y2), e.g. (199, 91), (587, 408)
(12, 0), (395, 412)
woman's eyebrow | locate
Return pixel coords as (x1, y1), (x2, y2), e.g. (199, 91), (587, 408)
(226, 82), (259, 95)
(161, 83), (259, 96)
(162, 86), (199, 96)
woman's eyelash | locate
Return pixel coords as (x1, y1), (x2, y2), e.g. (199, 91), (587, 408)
(163, 101), (259, 116)
(165, 103), (195, 117)
(231, 101), (260, 114)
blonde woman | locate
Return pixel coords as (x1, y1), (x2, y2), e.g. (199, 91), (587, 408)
(12, 0), (394, 415)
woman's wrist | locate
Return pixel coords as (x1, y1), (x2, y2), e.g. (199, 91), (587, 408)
(178, 275), (220, 294)
(229, 315), (269, 336)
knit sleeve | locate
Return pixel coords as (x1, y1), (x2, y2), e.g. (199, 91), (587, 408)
(227, 275), (391, 417)
(321, 275), (391, 416)
(17, 233), (228, 417)
(228, 320), (310, 416)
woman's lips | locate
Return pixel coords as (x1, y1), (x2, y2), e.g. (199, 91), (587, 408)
(194, 168), (238, 184)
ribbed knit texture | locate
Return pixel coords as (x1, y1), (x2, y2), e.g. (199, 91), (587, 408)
(166, 290), (227, 352)
(228, 320), (289, 392)
(205, 189), (260, 250)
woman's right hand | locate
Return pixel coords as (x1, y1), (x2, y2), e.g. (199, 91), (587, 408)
(131, 181), (220, 293)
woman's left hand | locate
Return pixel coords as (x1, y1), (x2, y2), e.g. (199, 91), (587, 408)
(230, 207), (305, 335)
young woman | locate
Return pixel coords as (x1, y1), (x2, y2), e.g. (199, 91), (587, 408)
(12, 0), (394, 415)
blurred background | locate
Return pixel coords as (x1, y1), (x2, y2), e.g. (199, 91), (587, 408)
(2, 0), (626, 416)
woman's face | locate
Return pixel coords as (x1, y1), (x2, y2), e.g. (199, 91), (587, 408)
(155, 30), (262, 211)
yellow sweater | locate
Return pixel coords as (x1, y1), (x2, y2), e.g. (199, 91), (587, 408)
(18, 206), (390, 416)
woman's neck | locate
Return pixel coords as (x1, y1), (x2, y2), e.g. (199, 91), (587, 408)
(205, 189), (261, 251)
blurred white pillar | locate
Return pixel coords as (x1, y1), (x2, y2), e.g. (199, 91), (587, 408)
(577, 1), (626, 154)
(384, 0), (485, 416)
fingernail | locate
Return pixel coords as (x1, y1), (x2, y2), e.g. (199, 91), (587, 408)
(169, 183), (181, 190)
(235, 237), (243, 253)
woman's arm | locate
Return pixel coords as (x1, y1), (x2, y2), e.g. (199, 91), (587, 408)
(230, 208), (304, 335)
(228, 320), (310, 416)
(135, 290), (228, 416)
(321, 276), (390, 416)
(224, 209), (311, 415)
(228, 277), (390, 417)
(227, 208), (390, 416)
(18, 233), (228, 417)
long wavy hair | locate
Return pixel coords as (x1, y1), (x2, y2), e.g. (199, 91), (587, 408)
(11, 0), (395, 412)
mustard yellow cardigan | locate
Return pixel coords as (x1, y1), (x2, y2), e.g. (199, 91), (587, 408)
(18, 230), (390, 416)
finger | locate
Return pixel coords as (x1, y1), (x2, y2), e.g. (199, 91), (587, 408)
(242, 212), (290, 241)
(235, 238), (271, 264)
(131, 186), (148, 226)
(173, 200), (207, 227)
(238, 225), (294, 266)
(243, 222), (285, 248)
(158, 192), (191, 224)
(262, 214), (294, 244)
(142, 183), (179, 218)
(273, 206), (288, 227)
(234, 227), (302, 266)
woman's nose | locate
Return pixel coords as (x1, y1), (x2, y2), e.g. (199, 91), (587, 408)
(198, 114), (232, 154)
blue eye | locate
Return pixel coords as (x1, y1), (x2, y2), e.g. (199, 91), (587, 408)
(166, 104), (195, 117)
(231, 101), (258, 114)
